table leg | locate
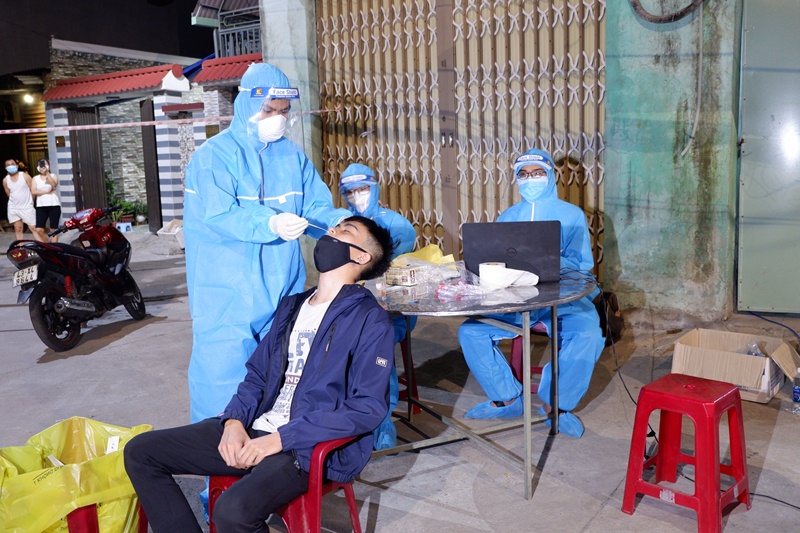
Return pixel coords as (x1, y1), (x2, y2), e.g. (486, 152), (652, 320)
(404, 315), (414, 423)
(522, 311), (532, 499)
(550, 305), (559, 435)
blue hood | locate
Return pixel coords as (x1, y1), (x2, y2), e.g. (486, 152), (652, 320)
(513, 148), (557, 201)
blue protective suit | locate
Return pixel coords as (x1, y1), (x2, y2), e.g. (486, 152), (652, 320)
(458, 148), (604, 434)
(339, 163), (417, 448)
(184, 64), (351, 422)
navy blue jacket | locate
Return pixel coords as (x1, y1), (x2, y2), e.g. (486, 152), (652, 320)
(220, 284), (394, 482)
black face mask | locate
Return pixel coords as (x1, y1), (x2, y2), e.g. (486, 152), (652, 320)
(313, 235), (369, 273)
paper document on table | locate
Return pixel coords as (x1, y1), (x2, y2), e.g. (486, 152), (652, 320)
(479, 262), (539, 291)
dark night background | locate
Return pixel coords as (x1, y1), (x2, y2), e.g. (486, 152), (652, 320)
(0, 0), (215, 76)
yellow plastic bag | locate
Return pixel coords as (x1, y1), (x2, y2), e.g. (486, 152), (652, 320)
(0, 416), (152, 533)
(392, 244), (455, 266)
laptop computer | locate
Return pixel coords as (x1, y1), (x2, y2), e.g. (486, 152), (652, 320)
(461, 221), (562, 283)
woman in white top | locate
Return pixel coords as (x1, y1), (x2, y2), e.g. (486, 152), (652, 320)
(3, 158), (44, 242)
(32, 158), (62, 242)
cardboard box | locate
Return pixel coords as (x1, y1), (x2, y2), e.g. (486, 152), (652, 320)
(671, 328), (800, 403)
(385, 265), (419, 286)
(157, 219), (184, 249)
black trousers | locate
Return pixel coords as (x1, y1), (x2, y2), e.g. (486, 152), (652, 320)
(123, 418), (309, 533)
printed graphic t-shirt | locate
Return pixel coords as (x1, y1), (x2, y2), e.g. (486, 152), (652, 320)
(252, 294), (332, 433)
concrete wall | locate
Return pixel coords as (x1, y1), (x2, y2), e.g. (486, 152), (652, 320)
(260, 0), (322, 171)
(604, 1), (742, 320)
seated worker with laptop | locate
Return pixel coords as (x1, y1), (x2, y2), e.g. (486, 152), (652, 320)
(458, 147), (604, 438)
(124, 216), (395, 532)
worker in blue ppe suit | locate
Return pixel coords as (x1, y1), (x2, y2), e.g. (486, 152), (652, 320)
(457, 148), (605, 438)
(339, 163), (417, 449)
(184, 63), (351, 424)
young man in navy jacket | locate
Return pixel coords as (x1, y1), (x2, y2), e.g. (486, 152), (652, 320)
(124, 216), (395, 533)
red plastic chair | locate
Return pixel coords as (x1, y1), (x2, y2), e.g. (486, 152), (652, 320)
(209, 436), (362, 533)
(397, 337), (421, 414)
(621, 374), (750, 533)
(66, 501), (148, 533)
(509, 322), (549, 392)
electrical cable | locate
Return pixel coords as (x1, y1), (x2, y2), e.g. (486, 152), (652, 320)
(628, 0), (704, 24)
(746, 311), (800, 345)
(628, 1), (707, 157)
(680, 5), (704, 158)
(558, 267), (652, 431)
(678, 468), (800, 511)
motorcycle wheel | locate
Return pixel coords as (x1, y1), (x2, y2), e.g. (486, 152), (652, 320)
(29, 282), (82, 352)
(123, 273), (146, 320)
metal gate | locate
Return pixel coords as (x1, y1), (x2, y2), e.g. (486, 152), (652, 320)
(317, 0), (606, 268)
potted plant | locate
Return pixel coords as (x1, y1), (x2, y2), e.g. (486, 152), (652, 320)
(132, 200), (148, 224)
(117, 201), (136, 224)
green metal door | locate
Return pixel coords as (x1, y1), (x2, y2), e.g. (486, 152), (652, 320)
(738, 0), (800, 313)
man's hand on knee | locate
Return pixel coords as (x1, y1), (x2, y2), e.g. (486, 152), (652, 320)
(236, 432), (283, 468)
(219, 419), (250, 468)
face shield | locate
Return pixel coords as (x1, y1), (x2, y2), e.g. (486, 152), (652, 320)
(243, 86), (304, 147)
(339, 169), (379, 216)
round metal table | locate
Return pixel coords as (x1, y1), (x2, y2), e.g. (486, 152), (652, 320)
(372, 270), (596, 499)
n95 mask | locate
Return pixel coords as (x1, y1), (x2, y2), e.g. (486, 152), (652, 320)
(258, 114), (287, 143)
(349, 190), (371, 214)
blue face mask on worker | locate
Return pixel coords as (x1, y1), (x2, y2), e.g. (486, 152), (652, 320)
(6, 165), (18, 174)
(517, 168), (550, 203)
(518, 178), (549, 202)
(313, 235), (369, 273)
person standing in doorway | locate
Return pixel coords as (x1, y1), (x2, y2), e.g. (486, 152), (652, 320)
(3, 158), (44, 242)
(31, 159), (61, 242)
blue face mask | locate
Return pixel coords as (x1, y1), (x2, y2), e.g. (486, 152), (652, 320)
(519, 177), (549, 203)
(6, 165), (18, 175)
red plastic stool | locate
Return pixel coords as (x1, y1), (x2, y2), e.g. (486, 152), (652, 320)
(397, 337), (421, 414)
(509, 322), (548, 392)
(621, 373), (750, 533)
(209, 436), (362, 533)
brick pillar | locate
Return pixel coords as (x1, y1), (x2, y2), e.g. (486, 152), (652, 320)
(46, 106), (77, 218)
(193, 109), (207, 150)
(153, 91), (184, 221)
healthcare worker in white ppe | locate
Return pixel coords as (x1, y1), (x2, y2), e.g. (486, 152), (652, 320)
(183, 62), (351, 424)
(457, 148), (604, 438)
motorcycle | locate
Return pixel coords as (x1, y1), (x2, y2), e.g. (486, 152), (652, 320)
(6, 206), (146, 351)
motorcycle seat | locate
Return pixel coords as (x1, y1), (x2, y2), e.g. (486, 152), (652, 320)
(51, 243), (107, 267)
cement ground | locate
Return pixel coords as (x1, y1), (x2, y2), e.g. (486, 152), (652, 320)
(1, 226), (799, 532)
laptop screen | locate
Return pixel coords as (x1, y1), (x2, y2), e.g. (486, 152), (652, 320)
(461, 221), (562, 283)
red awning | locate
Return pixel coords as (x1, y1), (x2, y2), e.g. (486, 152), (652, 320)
(43, 64), (188, 103)
(193, 53), (262, 85)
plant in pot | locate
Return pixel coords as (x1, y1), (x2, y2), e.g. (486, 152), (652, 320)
(132, 200), (148, 224)
(117, 201), (136, 224)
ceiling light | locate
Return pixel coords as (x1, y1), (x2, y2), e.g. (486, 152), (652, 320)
(23, 94), (34, 103)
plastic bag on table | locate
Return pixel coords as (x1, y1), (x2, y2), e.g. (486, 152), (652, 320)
(435, 280), (487, 302)
(389, 245), (460, 286)
(0, 416), (152, 533)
